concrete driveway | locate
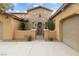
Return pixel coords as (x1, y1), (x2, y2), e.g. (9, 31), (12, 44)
(0, 42), (79, 56)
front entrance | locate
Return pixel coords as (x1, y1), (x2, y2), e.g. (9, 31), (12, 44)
(36, 22), (44, 41)
(36, 22), (43, 35)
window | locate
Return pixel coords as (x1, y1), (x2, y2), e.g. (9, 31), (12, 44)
(19, 22), (26, 30)
(19, 20), (30, 30)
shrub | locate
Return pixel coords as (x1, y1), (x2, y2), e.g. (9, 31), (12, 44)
(49, 38), (54, 41)
(27, 36), (32, 41)
(47, 19), (55, 31)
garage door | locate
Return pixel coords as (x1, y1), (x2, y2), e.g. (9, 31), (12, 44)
(63, 15), (79, 52)
(0, 22), (3, 41)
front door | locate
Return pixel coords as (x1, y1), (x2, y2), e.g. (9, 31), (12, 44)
(37, 22), (43, 35)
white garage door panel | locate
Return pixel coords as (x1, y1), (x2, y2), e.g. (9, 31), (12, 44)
(63, 15), (79, 52)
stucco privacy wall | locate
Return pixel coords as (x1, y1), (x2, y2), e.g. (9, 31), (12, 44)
(0, 14), (20, 40)
(53, 3), (79, 52)
(44, 30), (56, 41)
(11, 19), (21, 40)
(14, 30), (36, 40)
(15, 30), (56, 41)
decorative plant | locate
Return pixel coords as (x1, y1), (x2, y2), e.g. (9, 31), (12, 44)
(27, 36), (32, 41)
(47, 19), (55, 31)
(49, 38), (54, 41)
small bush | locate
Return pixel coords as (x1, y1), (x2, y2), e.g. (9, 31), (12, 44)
(49, 38), (54, 41)
(27, 36), (32, 41)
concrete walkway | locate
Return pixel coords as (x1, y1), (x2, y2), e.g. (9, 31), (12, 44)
(0, 42), (79, 56)
(35, 35), (44, 42)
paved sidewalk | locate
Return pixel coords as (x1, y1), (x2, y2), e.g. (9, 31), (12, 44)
(0, 42), (79, 56)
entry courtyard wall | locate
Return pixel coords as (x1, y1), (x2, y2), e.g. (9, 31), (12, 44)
(14, 29), (56, 41)
(44, 29), (56, 41)
(14, 29), (36, 40)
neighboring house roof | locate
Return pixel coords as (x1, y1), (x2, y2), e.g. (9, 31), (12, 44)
(27, 6), (53, 12)
(11, 12), (27, 14)
(0, 9), (24, 21)
(49, 3), (70, 20)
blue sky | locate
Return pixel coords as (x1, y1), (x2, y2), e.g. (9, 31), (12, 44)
(8, 3), (63, 13)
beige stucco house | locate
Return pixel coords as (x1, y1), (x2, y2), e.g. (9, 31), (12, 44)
(0, 3), (79, 52)
(11, 6), (55, 41)
(0, 6), (54, 41)
(50, 3), (79, 52)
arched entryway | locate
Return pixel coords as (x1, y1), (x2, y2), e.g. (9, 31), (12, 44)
(36, 22), (44, 41)
(36, 22), (43, 35)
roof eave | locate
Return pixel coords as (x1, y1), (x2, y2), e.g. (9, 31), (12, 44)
(27, 6), (53, 12)
(50, 3), (70, 19)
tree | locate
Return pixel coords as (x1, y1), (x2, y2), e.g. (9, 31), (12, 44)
(47, 19), (55, 31)
(0, 3), (14, 11)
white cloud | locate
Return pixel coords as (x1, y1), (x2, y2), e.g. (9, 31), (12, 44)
(52, 3), (57, 6)
(15, 10), (27, 13)
(15, 10), (20, 12)
(23, 11), (27, 13)
(6, 10), (27, 13)
(12, 3), (18, 7)
(39, 3), (44, 6)
(33, 4), (39, 7)
(33, 3), (44, 7)
(6, 9), (14, 13)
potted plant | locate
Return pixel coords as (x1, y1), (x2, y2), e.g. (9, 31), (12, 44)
(27, 36), (32, 41)
(49, 37), (54, 41)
